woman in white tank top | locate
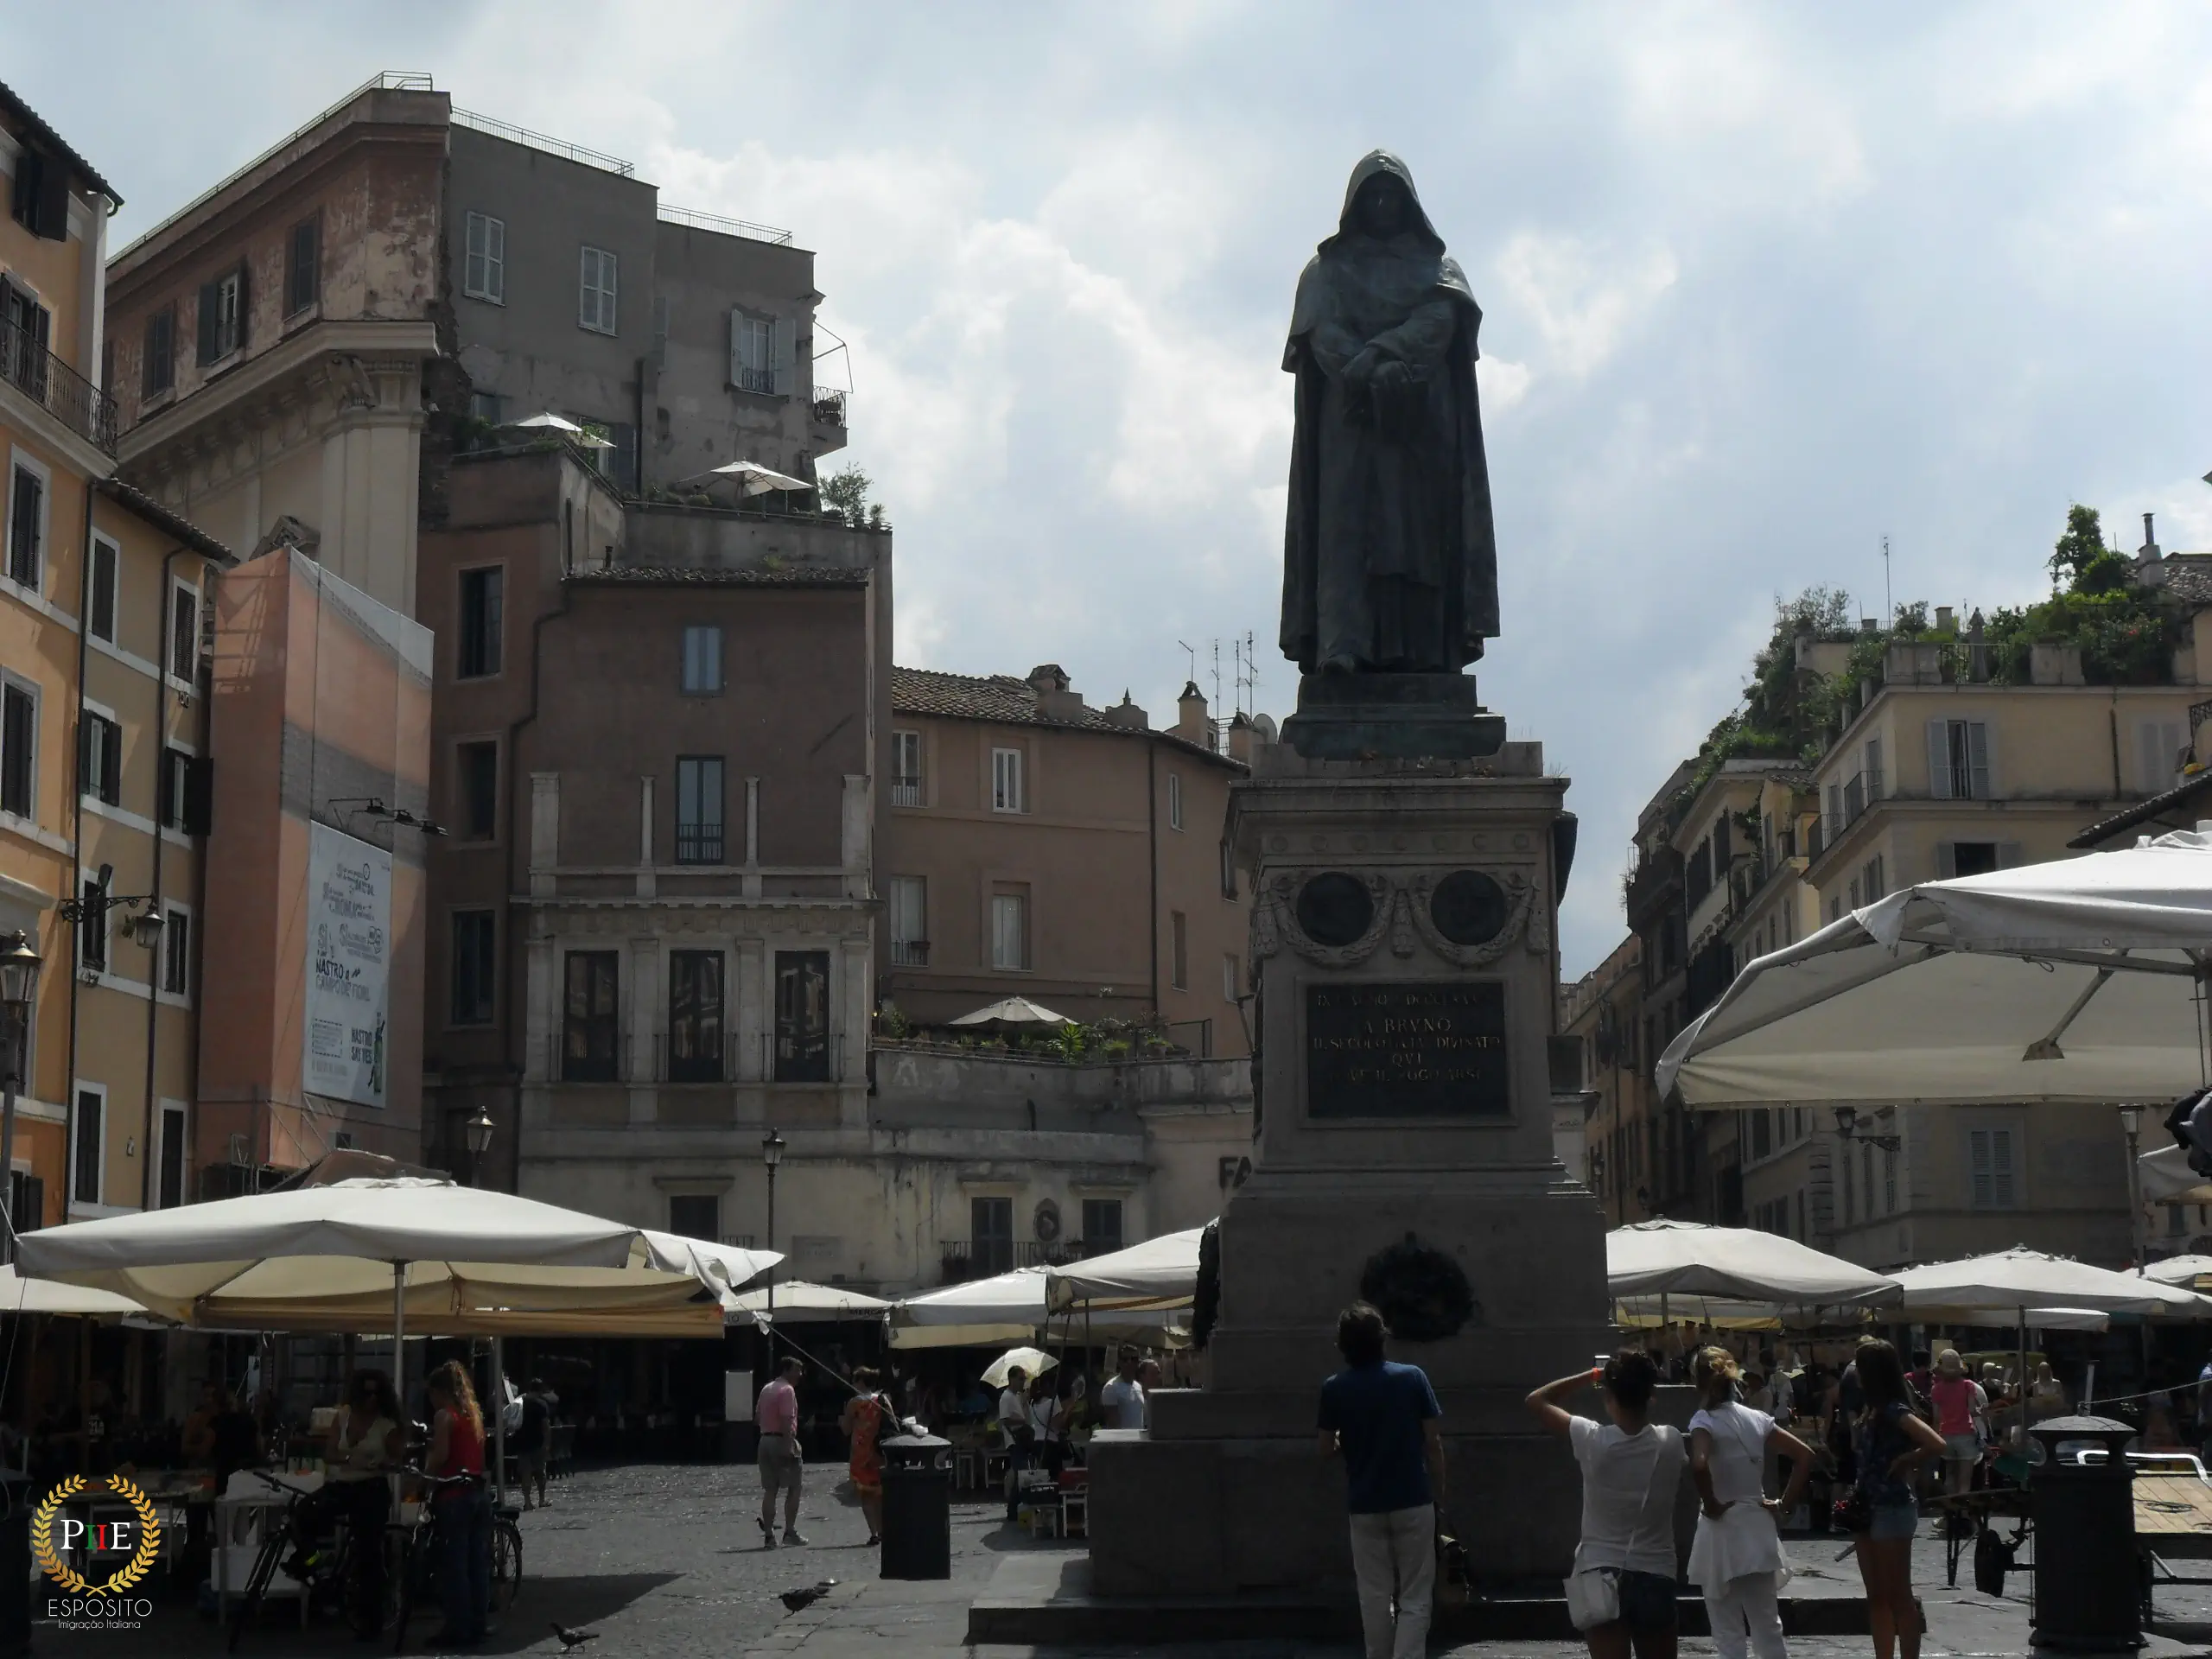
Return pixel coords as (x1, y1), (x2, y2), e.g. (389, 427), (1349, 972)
(1688, 1347), (1818, 1659)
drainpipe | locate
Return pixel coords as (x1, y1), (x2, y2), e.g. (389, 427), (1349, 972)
(138, 548), (186, 1211)
(1147, 739), (1160, 1027)
(65, 480), (94, 1223)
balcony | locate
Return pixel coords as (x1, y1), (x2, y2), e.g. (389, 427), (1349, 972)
(889, 773), (922, 808)
(938, 1236), (1103, 1282)
(1, 315), (116, 454)
(1824, 768), (1882, 842)
(811, 390), (849, 429)
(674, 824), (726, 864)
(890, 938), (929, 968)
(1623, 847), (1683, 926)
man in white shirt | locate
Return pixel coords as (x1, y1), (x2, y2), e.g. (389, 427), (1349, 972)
(1098, 1347), (1147, 1431)
(998, 1366), (1035, 1525)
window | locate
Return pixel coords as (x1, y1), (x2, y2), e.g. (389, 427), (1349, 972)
(158, 1104), (185, 1210)
(1968, 1127), (2018, 1209)
(990, 891), (1029, 971)
(1883, 1143), (1897, 1213)
(991, 747), (1025, 813)
(891, 730), (922, 807)
(1860, 855), (1885, 905)
(731, 314), (774, 394)
(197, 267), (245, 364)
(450, 910), (496, 1026)
(456, 741), (499, 841)
(1943, 842), (2003, 879)
(1081, 1198), (1124, 1255)
(467, 390), (502, 427)
(1167, 772), (1183, 830)
(142, 307), (174, 397)
(170, 583), (199, 683)
(2139, 720), (2187, 794)
(72, 1087), (101, 1206)
(562, 952), (620, 1081)
(457, 568), (503, 678)
(888, 875), (927, 967)
(579, 246), (619, 334)
(1, 285), (49, 404)
(773, 950), (831, 1082)
(667, 950), (725, 1082)
(1224, 954), (1240, 1001)
(9, 146), (66, 239)
(9, 461), (44, 588)
(1926, 719), (1991, 801)
(78, 878), (106, 972)
(971, 1196), (1014, 1276)
(88, 537), (118, 643)
(675, 756), (725, 863)
(159, 747), (211, 834)
(1170, 910), (1188, 990)
(668, 1193), (720, 1240)
(465, 213), (505, 303)
(284, 214), (321, 316)
(1750, 1109), (1770, 1160)
(79, 713), (120, 806)
(681, 625), (722, 694)
(1, 682), (32, 817)
(162, 904), (192, 997)
(1219, 839), (1237, 899)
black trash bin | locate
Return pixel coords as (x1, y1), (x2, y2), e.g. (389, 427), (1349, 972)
(0, 1473), (29, 1656)
(879, 1432), (950, 1581)
(2029, 1414), (2143, 1651)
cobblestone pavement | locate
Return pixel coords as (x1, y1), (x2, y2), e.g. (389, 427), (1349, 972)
(48, 1464), (2212, 1656)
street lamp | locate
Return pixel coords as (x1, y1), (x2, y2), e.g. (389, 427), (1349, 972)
(0, 930), (41, 1261)
(465, 1107), (497, 1187)
(761, 1128), (785, 1340)
(2120, 1105), (2147, 1268)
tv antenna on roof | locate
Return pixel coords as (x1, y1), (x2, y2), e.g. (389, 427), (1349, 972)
(1177, 640), (1197, 685)
(1882, 534), (1892, 626)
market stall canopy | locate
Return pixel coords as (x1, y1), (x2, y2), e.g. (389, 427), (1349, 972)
(2140, 1255), (2212, 1292)
(1606, 1219), (1900, 1306)
(945, 996), (1072, 1033)
(1045, 1227), (1205, 1313)
(1656, 832), (2212, 1109)
(2023, 1307), (2113, 1332)
(1889, 1249), (2209, 1321)
(13, 1178), (779, 1336)
(505, 412), (614, 448)
(2141, 1144), (2212, 1207)
(888, 1266), (1188, 1350)
(0, 1262), (149, 1320)
(725, 1280), (890, 1325)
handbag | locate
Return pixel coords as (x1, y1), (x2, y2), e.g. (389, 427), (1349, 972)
(1832, 1484), (1871, 1535)
(1567, 1429), (1676, 1634)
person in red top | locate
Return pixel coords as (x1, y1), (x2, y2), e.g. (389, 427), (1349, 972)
(426, 1361), (493, 1646)
(1928, 1350), (1986, 1497)
(840, 1367), (893, 1547)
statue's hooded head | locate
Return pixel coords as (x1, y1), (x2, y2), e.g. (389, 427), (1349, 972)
(1329, 151), (1443, 253)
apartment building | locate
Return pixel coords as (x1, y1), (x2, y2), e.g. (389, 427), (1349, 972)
(880, 669), (1251, 1057)
(1560, 937), (1643, 1224)
(0, 86), (236, 1230)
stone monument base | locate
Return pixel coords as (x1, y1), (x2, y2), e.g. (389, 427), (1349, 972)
(1278, 671), (1506, 760)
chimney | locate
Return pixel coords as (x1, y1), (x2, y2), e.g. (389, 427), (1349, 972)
(2141, 512), (2162, 563)
(1935, 606), (1954, 632)
(1176, 680), (1210, 747)
(1226, 709), (1255, 764)
(1101, 690), (1149, 730)
(1859, 617), (1879, 635)
(1027, 663), (1086, 722)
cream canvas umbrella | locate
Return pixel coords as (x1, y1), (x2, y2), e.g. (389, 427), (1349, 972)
(946, 996), (1072, 1034)
(2139, 1254), (2212, 1291)
(889, 1266), (1186, 1350)
(0, 1262), (147, 1319)
(1891, 1248), (2209, 1389)
(1607, 1219), (1901, 1306)
(505, 412), (614, 448)
(689, 460), (811, 496)
(1045, 1228), (1205, 1314)
(981, 1346), (1057, 1389)
(725, 1280), (889, 1325)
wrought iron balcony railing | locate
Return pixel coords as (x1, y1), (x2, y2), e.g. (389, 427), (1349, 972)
(1, 316), (116, 454)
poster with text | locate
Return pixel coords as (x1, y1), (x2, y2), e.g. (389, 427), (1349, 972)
(306, 821), (391, 1109)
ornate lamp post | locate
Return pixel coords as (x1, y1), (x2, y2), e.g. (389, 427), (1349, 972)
(465, 1107), (497, 1188)
(0, 931), (41, 1259)
(761, 1128), (785, 1343)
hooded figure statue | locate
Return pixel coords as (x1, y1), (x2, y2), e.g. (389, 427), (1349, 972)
(1281, 152), (1498, 676)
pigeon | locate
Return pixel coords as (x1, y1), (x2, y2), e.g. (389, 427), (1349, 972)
(779, 1579), (838, 1612)
(550, 1623), (600, 1652)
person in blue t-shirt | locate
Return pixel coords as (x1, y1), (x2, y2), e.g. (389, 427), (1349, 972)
(1317, 1302), (1444, 1659)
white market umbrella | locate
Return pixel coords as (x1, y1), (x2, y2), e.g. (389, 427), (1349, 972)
(1607, 1219), (1900, 1307)
(0, 1262), (148, 1320)
(1892, 1248), (2207, 1390)
(2142, 1144), (2212, 1206)
(1046, 1227), (1205, 1314)
(724, 1280), (889, 1325)
(981, 1346), (1057, 1389)
(947, 996), (1072, 1033)
(2023, 1307), (2113, 1332)
(683, 460), (810, 496)
(505, 411), (614, 448)
(888, 1265), (1187, 1351)
(2140, 1255), (2212, 1291)
(1657, 831), (2212, 1110)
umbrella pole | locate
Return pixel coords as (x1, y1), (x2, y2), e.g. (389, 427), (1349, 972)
(2018, 1306), (2027, 1446)
(492, 1334), (507, 1508)
(391, 1262), (406, 1424)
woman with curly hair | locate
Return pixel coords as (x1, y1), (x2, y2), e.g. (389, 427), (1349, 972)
(426, 1360), (493, 1647)
(1688, 1346), (1817, 1659)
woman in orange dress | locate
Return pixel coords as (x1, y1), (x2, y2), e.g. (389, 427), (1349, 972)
(840, 1368), (893, 1545)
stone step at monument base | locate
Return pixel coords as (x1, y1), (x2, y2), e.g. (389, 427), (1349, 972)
(1277, 671), (1508, 760)
(1187, 1326), (1611, 1412)
(1149, 1375), (1610, 1440)
(967, 1552), (1880, 1646)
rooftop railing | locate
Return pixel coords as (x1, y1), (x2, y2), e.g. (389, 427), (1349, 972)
(657, 204), (793, 246)
(453, 105), (635, 177)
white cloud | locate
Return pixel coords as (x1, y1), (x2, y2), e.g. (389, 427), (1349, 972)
(1492, 233), (1679, 379)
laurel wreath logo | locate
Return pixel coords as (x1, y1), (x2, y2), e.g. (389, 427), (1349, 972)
(31, 1475), (162, 1595)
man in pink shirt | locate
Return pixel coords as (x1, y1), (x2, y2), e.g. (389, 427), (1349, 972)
(757, 1357), (807, 1546)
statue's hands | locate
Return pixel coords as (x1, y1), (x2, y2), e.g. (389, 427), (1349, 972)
(1370, 358), (1411, 392)
(1343, 348), (1381, 388)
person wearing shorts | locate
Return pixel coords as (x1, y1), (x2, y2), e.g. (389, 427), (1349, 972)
(1846, 1340), (1944, 1659)
(757, 1356), (807, 1547)
(1927, 1350), (1985, 1497)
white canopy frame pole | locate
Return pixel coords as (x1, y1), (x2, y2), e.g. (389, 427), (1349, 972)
(493, 1334), (507, 1507)
(391, 1262), (406, 1425)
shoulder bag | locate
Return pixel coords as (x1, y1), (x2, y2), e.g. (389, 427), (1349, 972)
(1566, 1428), (1677, 1633)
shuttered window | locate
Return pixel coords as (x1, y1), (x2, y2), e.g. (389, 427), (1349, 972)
(465, 213), (505, 303)
(284, 214), (321, 316)
(142, 307), (175, 396)
(8, 463), (42, 589)
(197, 268), (245, 364)
(991, 747), (1024, 813)
(2139, 720), (2186, 794)
(1968, 1127), (2017, 1209)
(1925, 719), (1991, 800)
(579, 246), (618, 334)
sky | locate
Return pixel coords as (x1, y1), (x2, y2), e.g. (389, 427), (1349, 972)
(13, 3), (2212, 976)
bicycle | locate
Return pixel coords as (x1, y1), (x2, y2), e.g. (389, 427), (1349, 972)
(388, 1471), (523, 1652)
(224, 1470), (390, 1651)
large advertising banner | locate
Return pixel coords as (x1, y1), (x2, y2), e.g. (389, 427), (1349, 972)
(306, 821), (391, 1108)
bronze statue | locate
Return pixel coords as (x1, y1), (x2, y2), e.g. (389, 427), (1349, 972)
(1280, 152), (1498, 677)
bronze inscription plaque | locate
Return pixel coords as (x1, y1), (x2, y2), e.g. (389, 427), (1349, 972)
(1305, 981), (1510, 1118)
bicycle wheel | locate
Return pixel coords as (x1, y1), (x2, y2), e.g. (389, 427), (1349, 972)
(226, 1532), (287, 1653)
(392, 1531), (429, 1656)
(490, 1518), (522, 1611)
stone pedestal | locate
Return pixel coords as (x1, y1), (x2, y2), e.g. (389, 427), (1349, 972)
(1088, 737), (1611, 1598)
(1278, 671), (1508, 760)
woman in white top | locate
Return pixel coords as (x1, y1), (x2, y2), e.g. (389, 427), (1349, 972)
(1688, 1347), (1817, 1659)
(1529, 1350), (1687, 1659)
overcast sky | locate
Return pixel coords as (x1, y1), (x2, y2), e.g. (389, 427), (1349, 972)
(15, 3), (2212, 975)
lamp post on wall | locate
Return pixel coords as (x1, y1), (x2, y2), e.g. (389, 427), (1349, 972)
(0, 931), (39, 1260)
(465, 1107), (497, 1189)
(761, 1128), (785, 1344)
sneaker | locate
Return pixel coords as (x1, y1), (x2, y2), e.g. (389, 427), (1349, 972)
(783, 1529), (809, 1546)
(758, 1516), (777, 1546)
